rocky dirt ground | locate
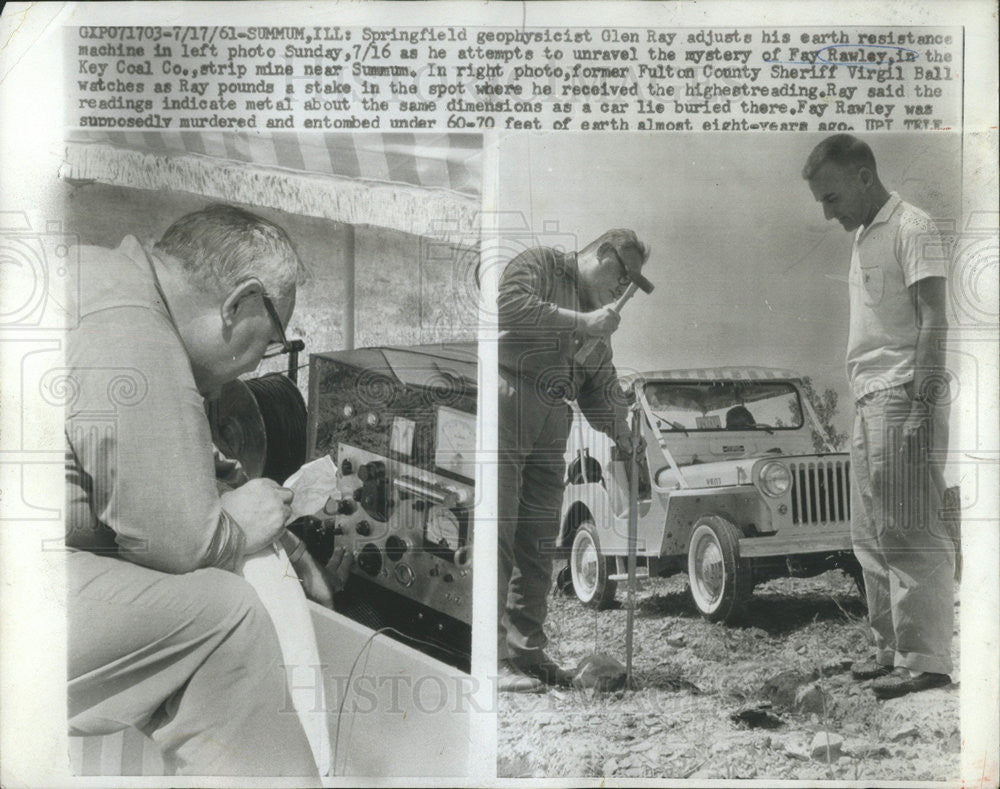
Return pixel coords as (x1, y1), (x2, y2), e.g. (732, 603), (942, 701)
(497, 570), (960, 781)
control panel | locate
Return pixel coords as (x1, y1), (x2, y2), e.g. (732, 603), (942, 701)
(324, 444), (472, 623)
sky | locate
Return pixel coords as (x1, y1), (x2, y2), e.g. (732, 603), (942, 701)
(496, 131), (963, 436)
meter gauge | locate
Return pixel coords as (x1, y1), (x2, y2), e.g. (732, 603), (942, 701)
(435, 406), (476, 479)
(425, 505), (461, 557)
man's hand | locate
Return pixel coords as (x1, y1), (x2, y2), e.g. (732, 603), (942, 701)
(901, 402), (931, 457)
(292, 550), (335, 607)
(220, 478), (294, 554)
(290, 545), (353, 608)
(581, 307), (621, 337)
(325, 545), (353, 593)
(615, 431), (646, 458)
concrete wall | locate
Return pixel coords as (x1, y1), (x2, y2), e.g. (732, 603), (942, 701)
(60, 181), (478, 382)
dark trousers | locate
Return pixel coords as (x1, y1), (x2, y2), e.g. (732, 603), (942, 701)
(498, 374), (571, 664)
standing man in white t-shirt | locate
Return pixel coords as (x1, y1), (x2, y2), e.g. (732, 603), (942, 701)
(803, 135), (955, 700)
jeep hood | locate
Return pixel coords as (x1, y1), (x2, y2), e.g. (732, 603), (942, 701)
(676, 458), (761, 488)
(655, 452), (848, 491)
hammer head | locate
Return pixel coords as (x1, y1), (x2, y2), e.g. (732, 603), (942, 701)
(618, 246), (654, 294)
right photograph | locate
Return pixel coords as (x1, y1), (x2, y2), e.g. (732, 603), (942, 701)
(494, 131), (964, 781)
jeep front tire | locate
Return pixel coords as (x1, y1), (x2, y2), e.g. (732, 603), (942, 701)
(687, 515), (752, 623)
(570, 520), (617, 609)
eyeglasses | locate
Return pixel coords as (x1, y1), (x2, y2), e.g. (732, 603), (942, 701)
(605, 250), (631, 287)
(260, 291), (294, 359)
(616, 263), (631, 287)
(242, 276), (293, 359)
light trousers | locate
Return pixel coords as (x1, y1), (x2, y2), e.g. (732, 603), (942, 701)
(68, 550), (318, 776)
(851, 385), (955, 675)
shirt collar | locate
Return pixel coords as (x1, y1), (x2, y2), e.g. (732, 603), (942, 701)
(126, 236), (175, 323)
(858, 192), (901, 240)
(562, 250), (580, 281)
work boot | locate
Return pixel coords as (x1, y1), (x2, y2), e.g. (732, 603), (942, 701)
(850, 659), (894, 681)
(872, 669), (950, 700)
(498, 660), (546, 694)
(516, 654), (573, 688)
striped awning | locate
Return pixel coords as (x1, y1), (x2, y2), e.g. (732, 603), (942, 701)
(621, 367), (804, 387)
(61, 131), (481, 238)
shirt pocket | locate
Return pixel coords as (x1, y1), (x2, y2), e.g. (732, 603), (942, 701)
(859, 264), (884, 306)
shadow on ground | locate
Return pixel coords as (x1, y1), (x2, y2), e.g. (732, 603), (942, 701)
(638, 577), (866, 636)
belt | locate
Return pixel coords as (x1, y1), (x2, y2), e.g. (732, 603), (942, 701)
(500, 365), (580, 402)
(855, 381), (912, 407)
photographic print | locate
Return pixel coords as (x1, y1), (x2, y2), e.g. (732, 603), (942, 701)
(0, 2), (996, 787)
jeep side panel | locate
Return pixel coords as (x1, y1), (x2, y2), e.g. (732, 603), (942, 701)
(658, 487), (772, 556)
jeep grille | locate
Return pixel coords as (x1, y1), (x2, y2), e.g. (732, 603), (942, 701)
(788, 460), (850, 524)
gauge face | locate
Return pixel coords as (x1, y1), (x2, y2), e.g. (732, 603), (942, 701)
(425, 506), (461, 551)
(390, 416), (416, 456)
(435, 406), (476, 479)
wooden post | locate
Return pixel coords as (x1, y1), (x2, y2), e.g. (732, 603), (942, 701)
(344, 224), (355, 350)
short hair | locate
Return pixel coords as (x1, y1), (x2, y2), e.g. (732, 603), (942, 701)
(725, 405), (756, 429)
(154, 204), (302, 296)
(582, 228), (650, 266)
(802, 134), (878, 181)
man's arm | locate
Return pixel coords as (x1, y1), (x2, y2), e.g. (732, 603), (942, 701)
(498, 248), (619, 336)
(498, 248), (578, 331)
(67, 306), (248, 573)
(576, 343), (632, 448)
(906, 275), (949, 433)
(896, 209), (949, 434)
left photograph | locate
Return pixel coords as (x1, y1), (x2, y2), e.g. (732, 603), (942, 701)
(59, 130), (482, 777)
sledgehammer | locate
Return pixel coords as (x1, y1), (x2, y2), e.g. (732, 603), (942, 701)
(574, 280), (650, 367)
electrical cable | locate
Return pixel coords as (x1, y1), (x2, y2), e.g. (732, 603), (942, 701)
(330, 624), (470, 775)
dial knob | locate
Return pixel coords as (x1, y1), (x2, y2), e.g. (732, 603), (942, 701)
(385, 535), (408, 562)
(356, 543), (382, 577)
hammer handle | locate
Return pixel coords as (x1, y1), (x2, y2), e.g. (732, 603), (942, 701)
(610, 282), (640, 314)
(574, 283), (639, 365)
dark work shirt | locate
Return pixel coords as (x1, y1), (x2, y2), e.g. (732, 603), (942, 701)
(497, 246), (625, 439)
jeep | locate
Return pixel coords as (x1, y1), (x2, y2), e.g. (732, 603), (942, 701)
(558, 367), (860, 623)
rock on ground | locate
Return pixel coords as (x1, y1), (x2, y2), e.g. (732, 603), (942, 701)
(498, 571), (960, 781)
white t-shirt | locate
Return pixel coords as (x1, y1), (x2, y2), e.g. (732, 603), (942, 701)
(846, 192), (948, 401)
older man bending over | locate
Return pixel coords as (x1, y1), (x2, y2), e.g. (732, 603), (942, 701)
(65, 205), (327, 775)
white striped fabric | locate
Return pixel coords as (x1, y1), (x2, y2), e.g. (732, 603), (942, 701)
(69, 727), (165, 776)
(61, 132), (481, 239)
(65, 131), (481, 196)
(621, 367), (802, 387)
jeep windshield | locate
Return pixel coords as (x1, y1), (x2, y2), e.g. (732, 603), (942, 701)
(643, 380), (804, 432)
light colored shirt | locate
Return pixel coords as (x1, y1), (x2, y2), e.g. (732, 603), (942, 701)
(65, 236), (244, 573)
(846, 192), (947, 400)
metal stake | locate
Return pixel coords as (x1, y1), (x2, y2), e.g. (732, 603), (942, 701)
(625, 396), (641, 688)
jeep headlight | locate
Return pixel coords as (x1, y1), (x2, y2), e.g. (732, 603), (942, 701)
(759, 461), (791, 497)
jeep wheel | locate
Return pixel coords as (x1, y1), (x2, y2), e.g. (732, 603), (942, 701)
(570, 520), (617, 609)
(687, 516), (752, 623)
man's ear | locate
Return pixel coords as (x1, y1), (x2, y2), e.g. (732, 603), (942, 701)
(858, 166), (876, 188)
(220, 279), (262, 328)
